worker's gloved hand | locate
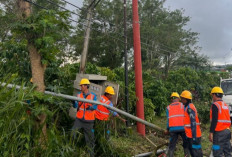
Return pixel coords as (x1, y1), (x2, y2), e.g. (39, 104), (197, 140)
(73, 101), (78, 108)
(26, 100), (31, 105)
(86, 104), (97, 111)
(86, 106), (94, 111)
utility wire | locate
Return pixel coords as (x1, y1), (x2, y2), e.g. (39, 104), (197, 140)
(39, 0), (125, 40)
(2, 0), (175, 55)
(140, 41), (174, 54)
(24, 0), (176, 54)
(60, 0), (84, 11)
(87, 0), (96, 10)
(93, 0), (101, 8)
(60, 0), (124, 33)
(24, 0), (125, 44)
(45, 0), (80, 17)
(59, 0), (178, 53)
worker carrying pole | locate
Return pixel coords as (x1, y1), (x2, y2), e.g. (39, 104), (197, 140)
(95, 86), (126, 139)
(165, 92), (189, 157)
(209, 87), (231, 157)
(72, 78), (97, 157)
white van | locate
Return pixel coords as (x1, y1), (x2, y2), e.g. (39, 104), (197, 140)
(220, 78), (232, 118)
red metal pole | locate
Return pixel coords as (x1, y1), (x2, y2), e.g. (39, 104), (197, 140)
(132, 0), (145, 136)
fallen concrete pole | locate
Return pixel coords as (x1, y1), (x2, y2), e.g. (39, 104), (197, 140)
(1, 82), (165, 132)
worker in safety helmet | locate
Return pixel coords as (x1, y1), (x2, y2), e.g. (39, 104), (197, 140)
(165, 92), (189, 157)
(209, 87), (231, 157)
(72, 78), (97, 157)
(95, 86), (126, 139)
(181, 90), (203, 157)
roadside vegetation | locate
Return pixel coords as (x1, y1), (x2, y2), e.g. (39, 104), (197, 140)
(0, 0), (230, 156)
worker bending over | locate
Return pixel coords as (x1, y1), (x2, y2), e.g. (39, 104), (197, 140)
(181, 90), (203, 157)
(72, 78), (97, 157)
(165, 92), (189, 157)
(209, 87), (231, 157)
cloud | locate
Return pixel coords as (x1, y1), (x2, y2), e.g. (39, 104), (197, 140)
(66, 0), (232, 64)
(164, 0), (232, 64)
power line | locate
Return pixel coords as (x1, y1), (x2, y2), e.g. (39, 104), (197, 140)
(45, 0), (80, 17)
(60, 0), (84, 11)
(93, 0), (101, 8)
(49, 0), (180, 54)
(25, 0), (177, 55)
(87, 0), (97, 10)
(140, 41), (175, 54)
(60, 0), (124, 33)
(37, 0), (125, 39)
(24, 0), (126, 44)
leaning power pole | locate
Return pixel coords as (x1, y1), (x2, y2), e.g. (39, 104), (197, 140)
(132, 0), (145, 135)
(79, 0), (94, 74)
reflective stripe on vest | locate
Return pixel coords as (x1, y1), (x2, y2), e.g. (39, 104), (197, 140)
(168, 114), (185, 118)
(184, 123), (201, 127)
(184, 103), (202, 138)
(76, 92), (95, 122)
(95, 95), (111, 121)
(210, 101), (231, 131)
(167, 102), (185, 127)
(96, 109), (110, 115)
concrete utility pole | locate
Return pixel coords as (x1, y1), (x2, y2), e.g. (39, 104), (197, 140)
(132, 0), (145, 136)
(79, 0), (94, 74)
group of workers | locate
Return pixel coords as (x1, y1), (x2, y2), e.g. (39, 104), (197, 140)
(165, 87), (231, 157)
(71, 78), (231, 157)
(71, 78), (126, 157)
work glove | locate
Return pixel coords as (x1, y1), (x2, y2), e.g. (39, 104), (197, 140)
(86, 104), (97, 111)
(86, 106), (94, 111)
(72, 101), (78, 108)
(26, 100), (31, 105)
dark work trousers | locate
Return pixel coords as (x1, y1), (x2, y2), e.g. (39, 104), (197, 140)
(187, 137), (203, 157)
(72, 118), (95, 157)
(167, 131), (190, 157)
(213, 129), (232, 157)
(95, 119), (110, 140)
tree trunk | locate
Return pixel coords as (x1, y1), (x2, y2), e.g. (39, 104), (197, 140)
(164, 54), (171, 79)
(28, 43), (46, 92)
(28, 43), (47, 148)
(17, 0), (48, 151)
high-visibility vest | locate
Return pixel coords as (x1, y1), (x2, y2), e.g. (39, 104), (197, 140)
(76, 92), (95, 122)
(210, 101), (231, 131)
(167, 102), (185, 127)
(184, 103), (201, 138)
(95, 95), (111, 121)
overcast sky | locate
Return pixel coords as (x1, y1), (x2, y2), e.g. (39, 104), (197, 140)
(67, 0), (232, 65)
